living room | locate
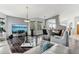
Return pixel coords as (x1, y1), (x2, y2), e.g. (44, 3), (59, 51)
(0, 4), (79, 54)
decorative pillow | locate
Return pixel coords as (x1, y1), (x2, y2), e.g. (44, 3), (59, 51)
(40, 40), (53, 53)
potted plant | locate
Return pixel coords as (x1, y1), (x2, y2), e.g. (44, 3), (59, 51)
(0, 21), (6, 41)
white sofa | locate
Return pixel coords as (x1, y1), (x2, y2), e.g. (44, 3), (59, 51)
(24, 42), (69, 54)
(51, 30), (69, 47)
(42, 44), (68, 54)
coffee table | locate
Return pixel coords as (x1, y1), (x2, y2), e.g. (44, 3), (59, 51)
(21, 43), (33, 48)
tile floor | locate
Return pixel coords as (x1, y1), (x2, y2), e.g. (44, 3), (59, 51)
(0, 40), (11, 54)
(0, 35), (79, 54)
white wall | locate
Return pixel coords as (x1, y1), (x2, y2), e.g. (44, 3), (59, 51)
(6, 16), (28, 36)
(0, 12), (6, 18)
(5, 16), (44, 36)
(59, 12), (78, 33)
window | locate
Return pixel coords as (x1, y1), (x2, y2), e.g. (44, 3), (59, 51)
(47, 19), (56, 29)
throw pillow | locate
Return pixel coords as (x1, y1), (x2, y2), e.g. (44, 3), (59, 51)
(40, 40), (53, 53)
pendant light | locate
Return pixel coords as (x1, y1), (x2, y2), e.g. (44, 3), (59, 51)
(24, 6), (30, 22)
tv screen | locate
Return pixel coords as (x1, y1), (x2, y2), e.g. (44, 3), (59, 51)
(12, 24), (27, 33)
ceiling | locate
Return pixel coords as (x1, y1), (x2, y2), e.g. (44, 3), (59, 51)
(0, 4), (79, 19)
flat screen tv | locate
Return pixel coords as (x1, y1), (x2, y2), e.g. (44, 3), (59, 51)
(12, 24), (27, 33)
